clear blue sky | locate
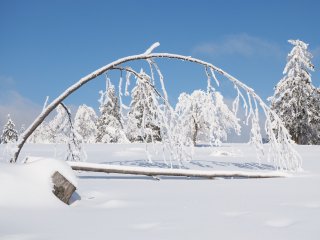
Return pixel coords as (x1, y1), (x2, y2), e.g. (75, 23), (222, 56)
(0, 0), (319, 127)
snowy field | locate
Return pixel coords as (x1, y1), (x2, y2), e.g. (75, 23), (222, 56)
(0, 143), (320, 240)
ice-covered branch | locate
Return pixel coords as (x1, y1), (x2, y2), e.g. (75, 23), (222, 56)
(112, 66), (169, 105)
(144, 42), (160, 55)
(59, 103), (85, 162)
(42, 96), (50, 112)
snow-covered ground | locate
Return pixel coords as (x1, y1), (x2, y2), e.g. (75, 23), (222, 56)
(0, 143), (319, 240)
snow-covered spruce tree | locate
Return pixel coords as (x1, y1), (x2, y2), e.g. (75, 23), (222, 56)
(47, 105), (70, 143)
(96, 78), (128, 143)
(0, 114), (18, 144)
(176, 89), (240, 146)
(126, 69), (162, 143)
(74, 104), (98, 143)
(269, 39), (318, 145)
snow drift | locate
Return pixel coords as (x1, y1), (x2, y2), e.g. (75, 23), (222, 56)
(0, 157), (77, 207)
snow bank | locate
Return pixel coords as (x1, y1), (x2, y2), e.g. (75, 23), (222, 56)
(0, 157), (77, 208)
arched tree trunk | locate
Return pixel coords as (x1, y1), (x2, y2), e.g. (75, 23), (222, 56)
(11, 43), (301, 171)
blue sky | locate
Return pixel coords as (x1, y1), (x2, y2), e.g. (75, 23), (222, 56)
(1, 0), (320, 127)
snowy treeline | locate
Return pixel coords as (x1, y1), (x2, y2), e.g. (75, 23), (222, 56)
(269, 39), (320, 145)
(1, 73), (240, 147)
(5, 41), (317, 170)
(2, 40), (319, 149)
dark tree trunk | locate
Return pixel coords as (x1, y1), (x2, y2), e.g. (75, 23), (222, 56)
(192, 117), (198, 146)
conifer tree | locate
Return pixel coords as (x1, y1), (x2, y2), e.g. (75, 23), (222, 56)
(96, 79), (127, 143)
(269, 39), (319, 144)
(74, 104), (97, 143)
(126, 70), (162, 143)
(0, 114), (18, 144)
(47, 105), (69, 143)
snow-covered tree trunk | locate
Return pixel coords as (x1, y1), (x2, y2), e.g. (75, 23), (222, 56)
(68, 161), (290, 179)
(192, 117), (199, 146)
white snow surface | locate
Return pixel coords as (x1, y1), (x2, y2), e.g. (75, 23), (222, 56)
(0, 143), (320, 240)
(0, 157), (77, 208)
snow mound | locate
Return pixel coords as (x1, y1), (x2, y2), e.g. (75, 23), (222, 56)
(265, 218), (297, 228)
(209, 150), (237, 157)
(0, 157), (77, 208)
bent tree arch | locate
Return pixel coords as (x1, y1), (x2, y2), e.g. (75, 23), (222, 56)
(12, 43), (301, 171)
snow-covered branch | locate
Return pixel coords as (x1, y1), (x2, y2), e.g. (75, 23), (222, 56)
(144, 42), (160, 55)
(112, 66), (169, 105)
(59, 103), (85, 162)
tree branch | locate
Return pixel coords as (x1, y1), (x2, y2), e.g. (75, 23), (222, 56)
(111, 66), (170, 106)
